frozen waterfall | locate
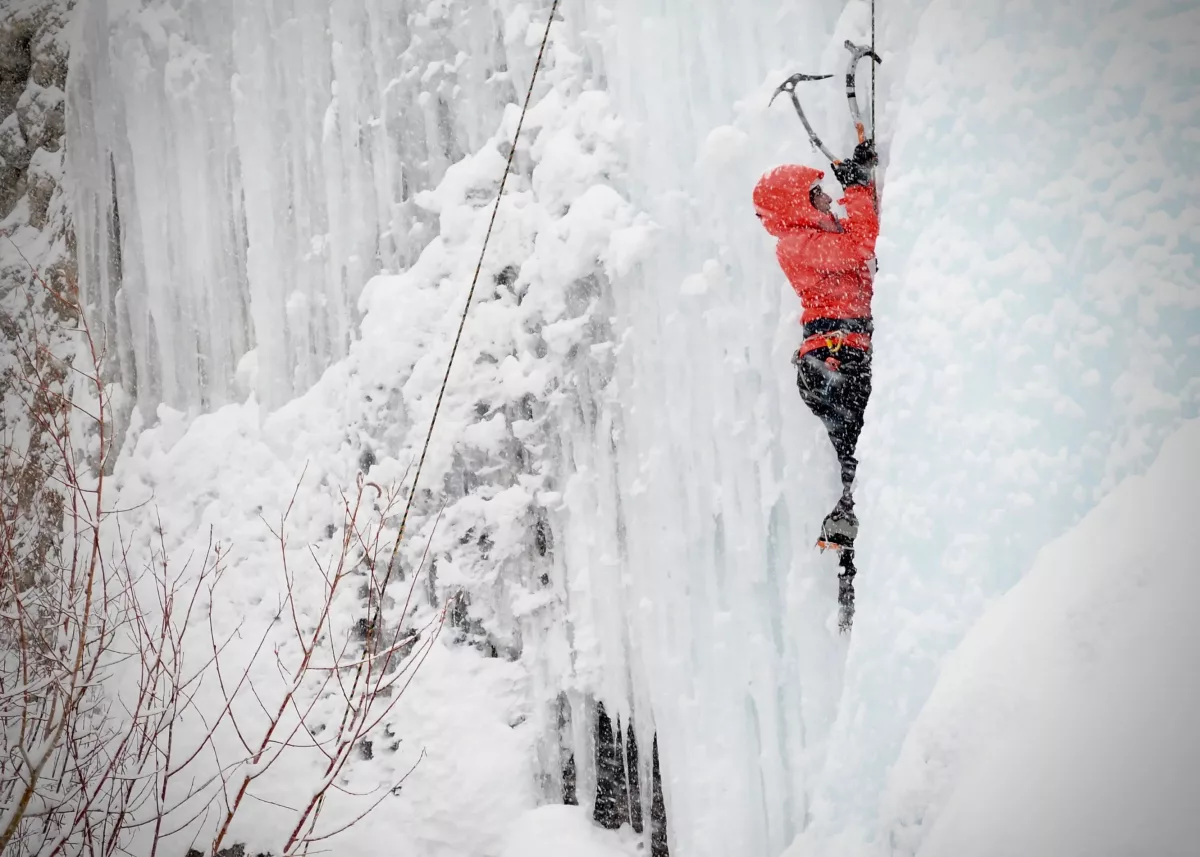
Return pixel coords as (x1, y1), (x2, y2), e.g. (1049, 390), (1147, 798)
(58, 0), (1200, 855)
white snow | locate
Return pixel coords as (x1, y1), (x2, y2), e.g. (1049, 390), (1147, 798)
(39, 0), (1200, 855)
(501, 805), (641, 857)
(868, 418), (1200, 857)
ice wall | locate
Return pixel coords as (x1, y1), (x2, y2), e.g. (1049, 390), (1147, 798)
(797, 1), (1200, 849)
(69, 0), (1200, 855)
(68, 0), (534, 413)
(582, 0), (1194, 850)
(570, 2), (864, 854)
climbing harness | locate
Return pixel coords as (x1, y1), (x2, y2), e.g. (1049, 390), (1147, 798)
(797, 329), (872, 359)
(771, 40), (881, 162)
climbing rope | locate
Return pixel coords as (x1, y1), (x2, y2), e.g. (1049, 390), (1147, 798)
(380, 0), (561, 584)
(871, 0), (877, 135)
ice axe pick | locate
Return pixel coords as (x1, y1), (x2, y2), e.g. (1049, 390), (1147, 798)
(769, 72), (837, 162)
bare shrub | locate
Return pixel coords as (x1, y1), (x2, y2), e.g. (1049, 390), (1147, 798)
(1, 250), (444, 856)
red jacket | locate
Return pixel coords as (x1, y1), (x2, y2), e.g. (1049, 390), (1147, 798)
(753, 164), (879, 324)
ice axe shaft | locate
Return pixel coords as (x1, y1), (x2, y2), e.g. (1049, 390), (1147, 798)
(843, 40), (882, 143)
(769, 73), (838, 162)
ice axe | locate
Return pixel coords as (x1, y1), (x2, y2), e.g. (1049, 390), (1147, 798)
(769, 72), (838, 162)
(772, 42), (883, 161)
(843, 40), (882, 144)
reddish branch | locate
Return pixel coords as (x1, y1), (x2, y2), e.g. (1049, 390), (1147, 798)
(1, 245), (448, 856)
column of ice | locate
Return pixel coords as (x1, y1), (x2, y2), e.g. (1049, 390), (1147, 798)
(69, 0), (519, 415)
(569, 1), (859, 855)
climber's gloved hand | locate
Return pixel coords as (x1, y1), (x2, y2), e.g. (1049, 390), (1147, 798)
(832, 140), (877, 188)
(852, 139), (877, 168)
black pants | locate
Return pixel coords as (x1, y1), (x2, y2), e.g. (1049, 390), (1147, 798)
(795, 345), (872, 495)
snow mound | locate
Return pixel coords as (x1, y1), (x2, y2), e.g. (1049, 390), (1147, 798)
(501, 805), (641, 857)
(793, 419), (1200, 856)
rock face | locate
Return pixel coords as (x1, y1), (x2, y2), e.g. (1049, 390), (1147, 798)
(0, 1), (69, 228)
(0, 1), (77, 582)
(0, 0), (76, 415)
(0, 0), (76, 325)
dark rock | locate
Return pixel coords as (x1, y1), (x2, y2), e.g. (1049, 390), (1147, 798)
(185, 846), (271, 857)
(0, 23), (32, 118)
(592, 702), (630, 830)
(590, 703), (669, 853)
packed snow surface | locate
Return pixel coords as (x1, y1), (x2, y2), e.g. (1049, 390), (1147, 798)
(52, 0), (1200, 854)
(790, 418), (1200, 857)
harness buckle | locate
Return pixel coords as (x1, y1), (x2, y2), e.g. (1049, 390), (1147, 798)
(824, 331), (846, 353)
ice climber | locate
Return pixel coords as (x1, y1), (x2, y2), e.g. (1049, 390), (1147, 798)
(753, 140), (879, 554)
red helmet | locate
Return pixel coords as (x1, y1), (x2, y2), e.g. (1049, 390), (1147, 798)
(753, 164), (826, 232)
